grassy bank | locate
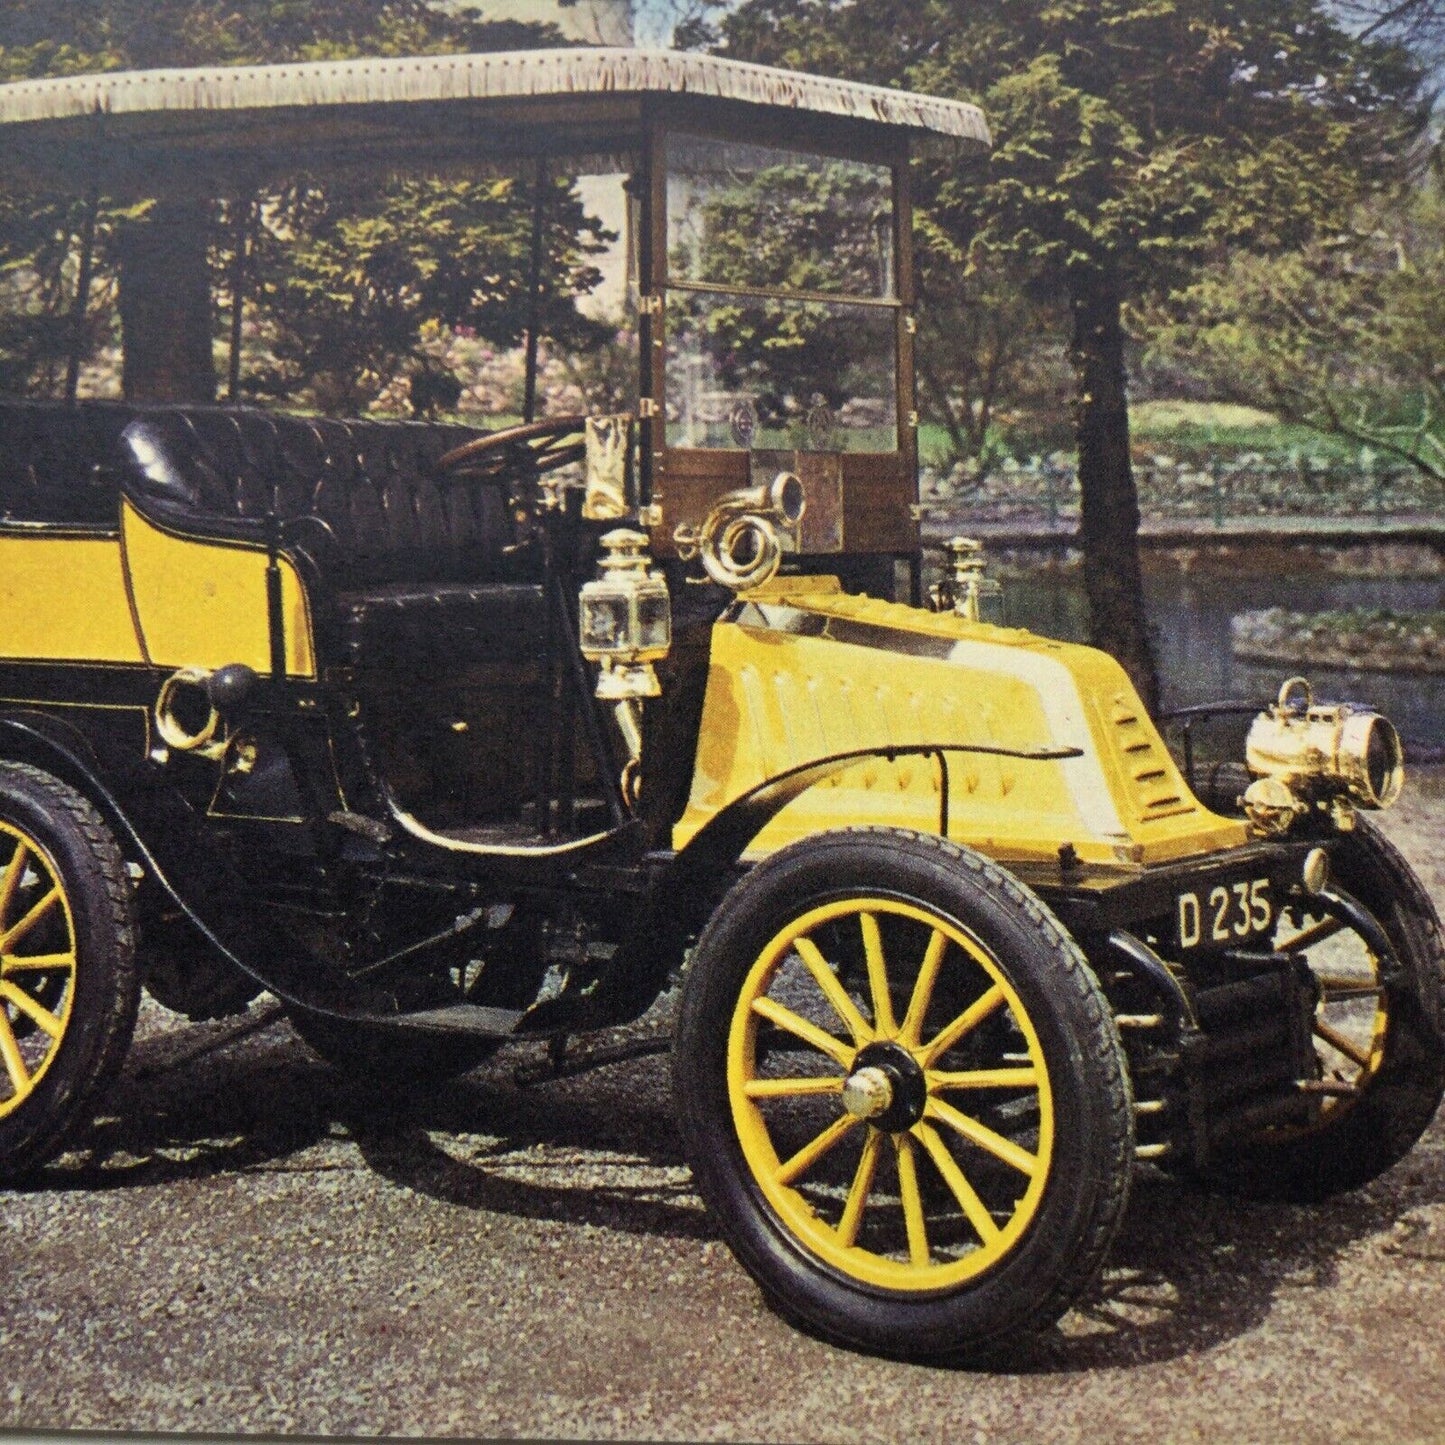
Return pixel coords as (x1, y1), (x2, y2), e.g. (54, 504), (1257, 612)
(1232, 607), (1445, 675)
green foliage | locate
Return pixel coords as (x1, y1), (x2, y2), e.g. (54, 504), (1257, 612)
(1232, 606), (1445, 673)
(667, 149), (896, 424)
(715, 0), (1426, 394)
(0, 2), (559, 78)
(1145, 186), (1445, 481)
(244, 172), (613, 415)
(0, 3), (587, 407)
(0, 191), (159, 396)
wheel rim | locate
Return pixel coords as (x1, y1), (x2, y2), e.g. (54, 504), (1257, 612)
(726, 896), (1054, 1292)
(1276, 893), (1390, 1125)
(0, 820), (78, 1118)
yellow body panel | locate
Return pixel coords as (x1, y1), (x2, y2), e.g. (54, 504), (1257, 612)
(675, 582), (1249, 866)
(0, 533), (143, 663)
(121, 501), (316, 677)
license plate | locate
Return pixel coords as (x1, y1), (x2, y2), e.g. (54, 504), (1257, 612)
(1176, 876), (1274, 950)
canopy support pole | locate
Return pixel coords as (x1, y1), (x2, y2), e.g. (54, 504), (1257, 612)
(523, 157), (547, 423)
(227, 194), (256, 403)
(63, 185), (99, 403)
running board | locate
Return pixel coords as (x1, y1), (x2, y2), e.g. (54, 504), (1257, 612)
(352, 1004), (526, 1037)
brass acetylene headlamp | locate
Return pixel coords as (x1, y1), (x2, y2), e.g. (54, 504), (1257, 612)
(578, 528), (671, 700)
(1242, 676), (1404, 834)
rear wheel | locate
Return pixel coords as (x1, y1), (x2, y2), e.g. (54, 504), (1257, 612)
(0, 763), (137, 1181)
(673, 828), (1133, 1359)
(1199, 819), (1445, 1201)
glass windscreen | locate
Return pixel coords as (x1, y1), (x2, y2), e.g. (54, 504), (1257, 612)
(664, 136), (899, 453)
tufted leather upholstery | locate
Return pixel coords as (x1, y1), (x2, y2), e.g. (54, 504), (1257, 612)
(0, 398), (551, 673)
(0, 398), (538, 587)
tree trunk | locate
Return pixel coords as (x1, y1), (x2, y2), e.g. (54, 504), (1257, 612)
(117, 199), (217, 403)
(1069, 270), (1160, 713)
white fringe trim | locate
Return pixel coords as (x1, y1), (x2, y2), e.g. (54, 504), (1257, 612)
(0, 47), (989, 146)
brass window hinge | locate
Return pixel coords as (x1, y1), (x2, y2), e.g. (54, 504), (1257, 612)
(637, 397), (661, 419)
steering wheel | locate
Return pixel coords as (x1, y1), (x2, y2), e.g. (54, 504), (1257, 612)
(436, 415), (588, 480)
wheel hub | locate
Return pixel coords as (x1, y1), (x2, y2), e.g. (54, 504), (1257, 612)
(846, 1042), (926, 1133)
(841, 1066), (893, 1120)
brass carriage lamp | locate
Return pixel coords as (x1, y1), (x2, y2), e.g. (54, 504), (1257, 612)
(579, 528), (671, 701)
(932, 537), (1004, 624)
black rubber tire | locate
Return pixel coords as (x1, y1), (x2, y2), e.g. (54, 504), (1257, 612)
(0, 763), (138, 1182)
(672, 827), (1134, 1360)
(1198, 818), (1445, 1202)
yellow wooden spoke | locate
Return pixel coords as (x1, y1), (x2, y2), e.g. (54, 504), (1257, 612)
(743, 1075), (845, 1099)
(751, 995), (855, 1069)
(899, 928), (949, 1048)
(0, 840), (29, 930)
(836, 1129), (882, 1248)
(0, 951), (75, 975)
(894, 1134), (930, 1267)
(926, 1096), (1040, 1178)
(1314, 1017), (1372, 1068)
(928, 1067), (1039, 1092)
(859, 911), (897, 1037)
(1316, 974), (1383, 997)
(919, 983), (1006, 1067)
(0, 888), (60, 953)
(775, 1112), (860, 1186)
(914, 1121), (1001, 1245)
(0, 982), (62, 1039)
(1279, 914), (1346, 953)
(793, 936), (873, 1044)
(0, 1009), (30, 1096)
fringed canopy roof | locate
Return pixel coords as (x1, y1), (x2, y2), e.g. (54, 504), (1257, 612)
(0, 46), (988, 153)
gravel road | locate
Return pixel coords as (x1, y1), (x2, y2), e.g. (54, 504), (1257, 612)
(4, 772), (1445, 1443)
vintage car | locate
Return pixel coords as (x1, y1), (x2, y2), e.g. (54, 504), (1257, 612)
(0, 49), (1440, 1361)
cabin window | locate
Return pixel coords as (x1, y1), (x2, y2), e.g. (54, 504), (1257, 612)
(663, 136), (899, 453)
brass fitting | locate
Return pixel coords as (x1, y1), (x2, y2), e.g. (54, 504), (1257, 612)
(673, 473), (805, 591)
(1243, 677), (1404, 833)
(930, 537), (1003, 623)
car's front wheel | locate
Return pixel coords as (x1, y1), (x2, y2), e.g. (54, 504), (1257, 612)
(673, 827), (1134, 1359)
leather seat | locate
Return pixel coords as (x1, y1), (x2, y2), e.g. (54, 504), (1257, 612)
(0, 399), (548, 673)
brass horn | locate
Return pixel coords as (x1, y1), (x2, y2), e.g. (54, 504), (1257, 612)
(674, 472), (806, 591)
(155, 666), (226, 759)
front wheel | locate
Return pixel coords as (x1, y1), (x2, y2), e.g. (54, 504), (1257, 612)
(673, 828), (1134, 1360)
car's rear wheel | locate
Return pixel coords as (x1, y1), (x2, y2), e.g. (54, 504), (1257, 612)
(673, 827), (1134, 1359)
(1197, 819), (1445, 1201)
(0, 763), (138, 1181)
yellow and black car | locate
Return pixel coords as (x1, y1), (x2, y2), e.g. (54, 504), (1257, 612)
(0, 50), (1439, 1360)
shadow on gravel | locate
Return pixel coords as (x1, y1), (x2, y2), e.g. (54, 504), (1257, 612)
(30, 1006), (1445, 1370)
(1006, 1162), (1441, 1372)
(33, 1006), (711, 1243)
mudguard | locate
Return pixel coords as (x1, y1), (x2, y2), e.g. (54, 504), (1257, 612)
(585, 739), (1082, 1028)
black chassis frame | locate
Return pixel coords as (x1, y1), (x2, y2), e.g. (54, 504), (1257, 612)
(0, 649), (1329, 1051)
